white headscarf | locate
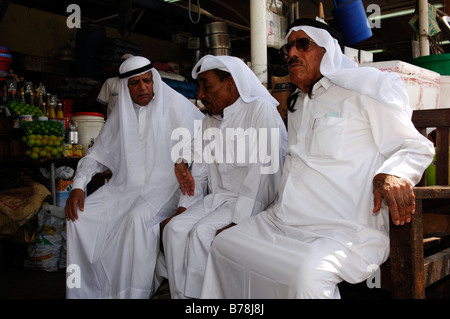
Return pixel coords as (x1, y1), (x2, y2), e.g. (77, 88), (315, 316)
(86, 56), (204, 205)
(286, 25), (412, 117)
(192, 54), (288, 168)
(192, 55), (279, 107)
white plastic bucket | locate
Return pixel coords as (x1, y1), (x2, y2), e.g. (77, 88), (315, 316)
(71, 112), (105, 155)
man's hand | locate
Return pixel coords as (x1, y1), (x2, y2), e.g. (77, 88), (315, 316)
(65, 188), (85, 222)
(372, 173), (415, 226)
(175, 162), (195, 196)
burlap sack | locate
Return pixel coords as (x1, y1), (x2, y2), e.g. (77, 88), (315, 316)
(0, 182), (51, 243)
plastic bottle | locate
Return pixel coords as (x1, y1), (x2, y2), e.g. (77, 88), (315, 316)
(67, 122), (78, 144)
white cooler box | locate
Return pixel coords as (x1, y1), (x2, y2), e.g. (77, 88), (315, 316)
(440, 75), (450, 109)
(362, 60), (441, 110)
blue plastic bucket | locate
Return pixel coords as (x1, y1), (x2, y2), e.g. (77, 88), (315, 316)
(333, 0), (372, 46)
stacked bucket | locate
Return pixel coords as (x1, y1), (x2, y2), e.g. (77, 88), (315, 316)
(204, 22), (231, 56)
(0, 47), (12, 81)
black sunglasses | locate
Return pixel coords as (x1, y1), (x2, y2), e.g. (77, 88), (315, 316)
(279, 38), (316, 61)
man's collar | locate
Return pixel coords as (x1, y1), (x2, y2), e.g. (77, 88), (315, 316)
(311, 76), (331, 93)
(296, 77), (331, 96)
(222, 97), (242, 119)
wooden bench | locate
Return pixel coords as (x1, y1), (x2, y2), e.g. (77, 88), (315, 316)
(380, 108), (450, 298)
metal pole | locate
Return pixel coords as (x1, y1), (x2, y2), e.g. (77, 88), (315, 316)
(418, 0), (430, 56)
(50, 162), (56, 205)
(250, 0), (268, 86)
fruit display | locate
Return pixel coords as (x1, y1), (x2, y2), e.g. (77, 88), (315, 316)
(22, 134), (64, 159)
(5, 100), (45, 118)
(20, 120), (65, 159)
(22, 120), (63, 136)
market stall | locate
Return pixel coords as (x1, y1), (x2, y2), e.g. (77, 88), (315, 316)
(0, 0), (449, 300)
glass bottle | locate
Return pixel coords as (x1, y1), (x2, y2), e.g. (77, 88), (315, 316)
(41, 102), (47, 118)
(56, 102), (64, 119)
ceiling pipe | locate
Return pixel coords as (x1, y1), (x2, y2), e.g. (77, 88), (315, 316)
(250, 0), (268, 87)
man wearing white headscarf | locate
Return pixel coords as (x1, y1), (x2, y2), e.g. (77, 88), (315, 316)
(65, 56), (204, 299)
(200, 19), (434, 298)
(160, 55), (287, 299)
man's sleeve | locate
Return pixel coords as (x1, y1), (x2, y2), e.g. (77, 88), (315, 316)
(72, 157), (109, 191)
(367, 99), (434, 185)
(96, 81), (110, 105)
(178, 161), (208, 209)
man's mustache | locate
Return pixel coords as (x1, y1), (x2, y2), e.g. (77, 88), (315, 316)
(288, 57), (303, 67)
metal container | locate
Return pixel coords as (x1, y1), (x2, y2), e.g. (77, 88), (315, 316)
(73, 144), (83, 157)
(204, 34), (231, 49)
(208, 48), (230, 56)
(204, 22), (228, 35)
(204, 22), (230, 56)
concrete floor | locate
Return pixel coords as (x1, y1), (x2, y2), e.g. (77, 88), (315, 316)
(0, 236), (171, 299)
(0, 239), (65, 299)
(0, 268), (66, 299)
(0, 239), (447, 300)
(0, 266), (172, 299)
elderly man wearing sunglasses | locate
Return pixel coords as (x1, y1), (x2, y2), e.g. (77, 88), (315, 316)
(200, 18), (434, 298)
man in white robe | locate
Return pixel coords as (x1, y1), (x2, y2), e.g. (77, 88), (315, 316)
(200, 19), (435, 299)
(65, 56), (204, 299)
(160, 55), (288, 299)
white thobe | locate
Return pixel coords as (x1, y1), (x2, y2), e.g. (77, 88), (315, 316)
(67, 87), (204, 298)
(201, 77), (435, 299)
(162, 97), (287, 299)
(97, 77), (120, 119)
